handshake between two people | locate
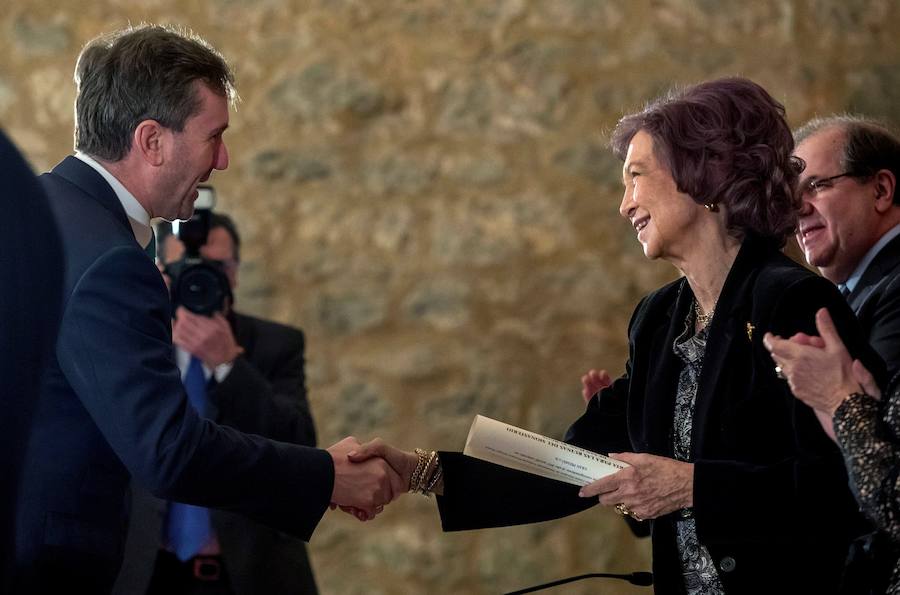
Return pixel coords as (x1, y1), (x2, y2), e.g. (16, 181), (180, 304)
(326, 437), (442, 522)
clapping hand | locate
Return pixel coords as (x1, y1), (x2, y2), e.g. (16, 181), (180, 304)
(581, 369), (612, 404)
(763, 307), (857, 415)
(764, 307), (881, 442)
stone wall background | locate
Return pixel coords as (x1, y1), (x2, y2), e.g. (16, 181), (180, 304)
(4, 1), (900, 593)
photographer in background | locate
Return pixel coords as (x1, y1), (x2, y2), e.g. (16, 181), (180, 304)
(114, 207), (319, 595)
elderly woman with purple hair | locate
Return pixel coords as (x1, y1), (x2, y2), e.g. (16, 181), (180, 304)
(348, 78), (883, 594)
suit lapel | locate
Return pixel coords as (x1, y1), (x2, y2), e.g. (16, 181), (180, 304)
(642, 279), (691, 456)
(51, 156), (132, 234)
(847, 233), (900, 313)
(690, 235), (765, 458)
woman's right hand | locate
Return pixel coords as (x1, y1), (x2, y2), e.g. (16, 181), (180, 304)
(581, 369), (612, 404)
(347, 438), (418, 494)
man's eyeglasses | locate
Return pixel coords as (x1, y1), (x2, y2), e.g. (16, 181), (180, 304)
(799, 172), (858, 200)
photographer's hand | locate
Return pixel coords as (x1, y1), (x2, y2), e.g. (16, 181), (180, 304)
(173, 306), (244, 369)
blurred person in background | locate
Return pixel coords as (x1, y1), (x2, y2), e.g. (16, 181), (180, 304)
(792, 116), (900, 377)
(0, 129), (63, 592)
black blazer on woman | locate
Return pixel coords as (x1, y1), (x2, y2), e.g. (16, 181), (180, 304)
(437, 235), (884, 595)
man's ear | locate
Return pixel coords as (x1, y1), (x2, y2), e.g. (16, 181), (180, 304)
(873, 168), (897, 214)
(132, 119), (166, 167)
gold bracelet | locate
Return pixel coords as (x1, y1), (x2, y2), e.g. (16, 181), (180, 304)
(408, 449), (441, 495)
(408, 448), (428, 493)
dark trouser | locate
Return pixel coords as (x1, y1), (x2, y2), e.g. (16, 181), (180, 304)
(146, 550), (236, 595)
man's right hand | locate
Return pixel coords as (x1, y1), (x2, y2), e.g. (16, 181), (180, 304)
(327, 437), (403, 521)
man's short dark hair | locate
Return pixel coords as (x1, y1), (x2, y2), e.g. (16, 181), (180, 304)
(209, 212), (241, 263)
(611, 77), (802, 247)
(795, 115), (900, 205)
(74, 24), (236, 162)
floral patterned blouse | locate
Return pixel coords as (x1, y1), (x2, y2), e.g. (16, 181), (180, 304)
(671, 313), (725, 595)
(834, 385), (900, 594)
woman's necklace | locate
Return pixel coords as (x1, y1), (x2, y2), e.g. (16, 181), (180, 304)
(694, 299), (716, 328)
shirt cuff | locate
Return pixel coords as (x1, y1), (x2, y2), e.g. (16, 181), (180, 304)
(213, 361), (234, 383)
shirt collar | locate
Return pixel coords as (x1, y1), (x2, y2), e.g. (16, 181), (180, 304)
(74, 152), (153, 249)
(842, 222), (900, 294)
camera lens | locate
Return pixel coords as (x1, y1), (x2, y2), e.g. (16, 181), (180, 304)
(176, 264), (228, 316)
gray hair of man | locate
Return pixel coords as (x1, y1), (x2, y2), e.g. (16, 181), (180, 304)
(74, 23), (237, 162)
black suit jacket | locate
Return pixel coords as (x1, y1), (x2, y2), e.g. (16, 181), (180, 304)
(15, 156), (333, 594)
(846, 232), (900, 378)
(436, 235), (883, 595)
(114, 312), (319, 595)
(0, 131), (62, 592)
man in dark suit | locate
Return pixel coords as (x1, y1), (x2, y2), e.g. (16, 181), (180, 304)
(114, 213), (320, 594)
(794, 116), (900, 374)
(15, 24), (398, 595)
(793, 117), (900, 590)
(0, 130), (63, 592)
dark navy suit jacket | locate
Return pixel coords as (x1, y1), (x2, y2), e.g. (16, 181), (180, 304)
(0, 130), (62, 593)
(846, 232), (900, 378)
(14, 157), (333, 594)
(114, 313), (320, 595)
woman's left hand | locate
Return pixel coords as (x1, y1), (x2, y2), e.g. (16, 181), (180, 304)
(578, 452), (693, 520)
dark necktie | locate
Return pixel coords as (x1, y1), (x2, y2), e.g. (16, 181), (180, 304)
(144, 228), (157, 261)
(840, 285), (851, 300)
(165, 356), (213, 561)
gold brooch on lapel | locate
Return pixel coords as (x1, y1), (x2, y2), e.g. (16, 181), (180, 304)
(746, 322), (755, 342)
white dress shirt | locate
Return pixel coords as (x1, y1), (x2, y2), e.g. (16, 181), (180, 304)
(74, 152), (153, 250)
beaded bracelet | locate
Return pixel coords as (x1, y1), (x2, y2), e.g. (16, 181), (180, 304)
(424, 460), (443, 494)
(408, 449), (442, 495)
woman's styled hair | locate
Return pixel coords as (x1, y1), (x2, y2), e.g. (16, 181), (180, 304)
(611, 77), (802, 246)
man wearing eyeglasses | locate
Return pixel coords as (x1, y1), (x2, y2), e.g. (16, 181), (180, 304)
(794, 116), (900, 375)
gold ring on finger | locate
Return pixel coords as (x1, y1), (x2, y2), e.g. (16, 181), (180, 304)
(615, 503), (643, 522)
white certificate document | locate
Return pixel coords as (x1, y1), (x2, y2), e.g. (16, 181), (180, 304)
(462, 415), (628, 487)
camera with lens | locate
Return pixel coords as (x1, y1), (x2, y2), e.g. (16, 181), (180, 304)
(163, 185), (233, 316)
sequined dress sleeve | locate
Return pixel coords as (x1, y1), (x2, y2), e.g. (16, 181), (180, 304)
(833, 387), (900, 542)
